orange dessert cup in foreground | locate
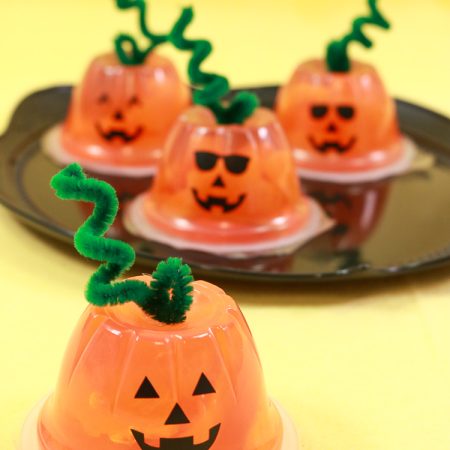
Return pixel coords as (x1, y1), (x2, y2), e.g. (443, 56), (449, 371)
(20, 164), (299, 450)
(36, 277), (290, 450)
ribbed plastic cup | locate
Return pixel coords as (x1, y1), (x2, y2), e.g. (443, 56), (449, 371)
(126, 106), (326, 256)
(45, 52), (190, 176)
(20, 277), (299, 449)
(276, 59), (411, 180)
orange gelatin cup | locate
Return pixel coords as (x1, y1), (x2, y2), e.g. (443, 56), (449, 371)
(57, 53), (190, 173)
(276, 59), (407, 175)
(31, 277), (295, 450)
(127, 106), (317, 254)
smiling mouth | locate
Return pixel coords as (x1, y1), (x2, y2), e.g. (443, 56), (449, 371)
(308, 136), (356, 154)
(192, 189), (246, 213)
(131, 423), (221, 450)
(95, 124), (143, 143)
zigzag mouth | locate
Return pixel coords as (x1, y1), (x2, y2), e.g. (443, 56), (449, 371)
(192, 189), (246, 213)
(131, 423), (221, 450)
(308, 136), (356, 154)
(95, 123), (143, 143)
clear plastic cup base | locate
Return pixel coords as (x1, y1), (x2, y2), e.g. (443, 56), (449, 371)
(125, 194), (333, 258)
(42, 125), (159, 177)
(20, 396), (300, 450)
(294, 136), (416, 184)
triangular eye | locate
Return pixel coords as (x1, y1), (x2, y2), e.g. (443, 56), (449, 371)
(135, 377), (159, 399)
(193, 373), (215, 396)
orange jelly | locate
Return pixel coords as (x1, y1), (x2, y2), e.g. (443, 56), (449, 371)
(37, 277), (285, 450)
(128, 106), (312, 252)
(276, 59), (406, 175)
(59, 52), (190, 173)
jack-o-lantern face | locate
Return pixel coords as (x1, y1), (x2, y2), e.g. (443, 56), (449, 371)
(131, 374), (220, 450)
(60, 53), (191, 170)
(276, 59), (405, 173)
(191, 151), (250, 213)
(94, 92), (144, 145)
(38, 278), (284, 450)
(135, 106), (311, 247)
(307, 104), (356, 154)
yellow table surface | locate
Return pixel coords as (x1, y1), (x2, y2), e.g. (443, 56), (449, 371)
(1, 1), (450, 449)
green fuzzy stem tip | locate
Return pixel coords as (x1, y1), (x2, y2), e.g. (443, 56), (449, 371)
(170, 7), (260, 124)
(326, 0), (390, 73)
(114, 0), (170, 65)
(50, 164), (194, 324)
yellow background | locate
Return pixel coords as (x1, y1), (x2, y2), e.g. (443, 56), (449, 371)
(1, 0), (450, 449)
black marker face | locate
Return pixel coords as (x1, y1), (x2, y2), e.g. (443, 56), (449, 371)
(337, 105), (355, 120)
(95, 123), (143, 143)
(131, 374), (221, 450)
(192, 189), (246, 213)
(195, 152), (218, 171)
(310, 105), (328, 119)
(135, 377), (160, 399)
(223, 155), (249, 174)
(195, 151), (250, 175)
(192, 151), (250, 213)
(193, 373), (216, 396)
(95, 91), (144, 143)
(308, 103), (357, 154)
(310, 104), (355, 121)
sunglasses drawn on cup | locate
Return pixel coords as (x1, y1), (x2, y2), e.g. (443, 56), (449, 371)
(191, 150), (251, 213)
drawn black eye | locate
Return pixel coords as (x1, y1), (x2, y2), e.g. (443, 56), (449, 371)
(224, 155), (250, 174)
(195, 151), (218, 171)
(337, 105), (355, 120)
(311, 105), (328, 119)
(98, 94), (109, 104)
(193, 373), (216, 396)
(135, 377), (159, 399)
(129, 96), (140, 106)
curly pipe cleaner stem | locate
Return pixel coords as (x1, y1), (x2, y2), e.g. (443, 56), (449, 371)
(170, 7), (259, 124)
(115, 0), (169, 65)
(326, 0), (390, 72)
(50, 164), (193, 324)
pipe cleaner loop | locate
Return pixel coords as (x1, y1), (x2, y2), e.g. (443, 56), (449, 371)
(114, 0), (170, 65)
(170, 7), (260, 124)
(50, 164), (194, 324)
(326, 0), (390, 72)
(142, 258), (194, 324)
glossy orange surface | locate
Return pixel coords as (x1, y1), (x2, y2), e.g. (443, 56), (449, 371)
(61, 53), (190, 169)
(276, 59), (405, 173)
(140, 106), (310, 244)
(38, 277), (283, 450)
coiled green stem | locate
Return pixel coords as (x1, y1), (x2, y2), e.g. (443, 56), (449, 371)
(326, 0), (390, 72)
(50, 164), (193, 324)
(114, 0), (169, 65)
(170, 7), (260, 124)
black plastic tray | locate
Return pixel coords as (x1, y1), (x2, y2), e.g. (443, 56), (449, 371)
(1, 85), (450, 281)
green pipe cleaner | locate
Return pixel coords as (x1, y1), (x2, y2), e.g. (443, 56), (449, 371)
(326, 0), (390, 72)
(115, 0), (175, 65)
(170, 7), (260, 124)
(50, 164), (193, 324)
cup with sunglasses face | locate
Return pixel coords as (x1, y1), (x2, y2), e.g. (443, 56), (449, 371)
(126, 105), (316, 256)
